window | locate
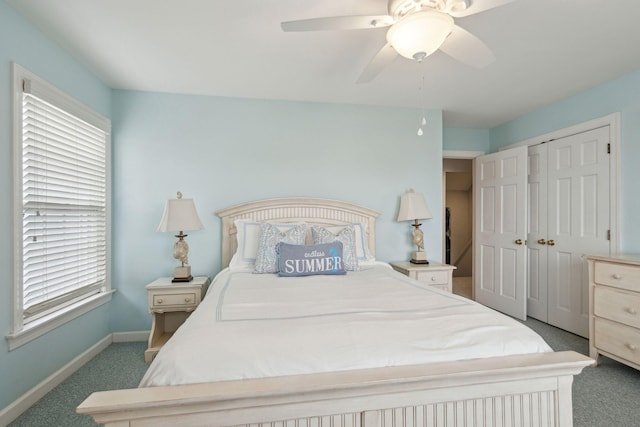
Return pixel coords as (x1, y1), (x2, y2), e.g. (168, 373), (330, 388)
(8, 63), (112, 350)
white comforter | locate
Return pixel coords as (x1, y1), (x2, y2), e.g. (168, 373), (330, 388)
(140, 264), (552, 387)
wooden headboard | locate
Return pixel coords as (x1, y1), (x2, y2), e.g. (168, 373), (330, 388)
(215, 197), (380, 268)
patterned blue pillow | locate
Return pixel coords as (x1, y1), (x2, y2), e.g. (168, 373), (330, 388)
(254, 222), (307, 273)
(278, 242), (346, 277)
(311, 225), (359, 271)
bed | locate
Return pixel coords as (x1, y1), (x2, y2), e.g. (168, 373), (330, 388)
(78, 197), (592, 426)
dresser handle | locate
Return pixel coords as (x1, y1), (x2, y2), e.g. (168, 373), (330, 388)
(626, 343), (638, 351)
(625, 307), (638, 315)
(613, 273), (623, 280)
(157, 299), (163, 304)
(184, 297), (191, 303)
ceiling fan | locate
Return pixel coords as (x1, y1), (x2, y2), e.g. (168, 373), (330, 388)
(281, 0), (514, 83)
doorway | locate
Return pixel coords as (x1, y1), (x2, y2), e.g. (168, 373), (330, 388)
(443, 158), (473, 299)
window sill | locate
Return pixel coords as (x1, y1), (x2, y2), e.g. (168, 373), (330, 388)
(6, 290), (115, 351)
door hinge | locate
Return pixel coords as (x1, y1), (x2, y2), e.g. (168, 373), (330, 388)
(607, 143), (611, 154)
(607, 229), (611, 241)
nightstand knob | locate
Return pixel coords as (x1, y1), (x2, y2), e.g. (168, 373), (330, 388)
(431, 277), (436, 281)
(626, 343), (638, 351)
(157, 298), (163, 304)
(625, 307), (638, 315)
(184, 297), (191, 303)
(613, 273), (623, 280)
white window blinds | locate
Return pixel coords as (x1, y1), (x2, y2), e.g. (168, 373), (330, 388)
(20, 77), (110, 322)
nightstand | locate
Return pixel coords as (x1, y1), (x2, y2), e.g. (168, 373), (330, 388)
(390, 261), (456, 292)
(144, 276), (210, 363)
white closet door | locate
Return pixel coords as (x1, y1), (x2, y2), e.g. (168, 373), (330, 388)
(546, 126), (611, 337)
(474, 146), (528, 320)
(527, 144), (548, 322)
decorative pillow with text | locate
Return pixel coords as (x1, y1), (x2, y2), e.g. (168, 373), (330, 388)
(277, 242), (346, 277)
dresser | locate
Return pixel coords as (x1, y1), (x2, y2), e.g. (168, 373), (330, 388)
(389, 261), (456, 292)
(586, 254), (640, 370)
(145, 276), (210, 362)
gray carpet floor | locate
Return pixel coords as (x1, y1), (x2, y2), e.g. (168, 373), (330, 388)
(8, 318), (640, 426)
(9, 342), (148, 427)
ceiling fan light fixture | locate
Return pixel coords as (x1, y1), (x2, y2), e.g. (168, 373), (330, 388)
(386, 10), (454, 60)
(447, 0), (468, 13)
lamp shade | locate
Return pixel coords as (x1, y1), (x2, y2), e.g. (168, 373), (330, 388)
(386, 10), (454, 60)
(397, 189), (433, 222)
(157, 197), (204, 232)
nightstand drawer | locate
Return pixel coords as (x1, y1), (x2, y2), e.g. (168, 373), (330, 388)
(595, 262), (640, 292)
(151, 292), (198, 310)
(594, 318), (640, 366)
(414, 270), (449, 285)
(389, 262), (456, 293)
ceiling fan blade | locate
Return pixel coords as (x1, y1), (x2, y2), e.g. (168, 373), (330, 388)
(439, 25), (495, 68)
(281, 15), (393, 32)
(448, 0), (515, 18)
(357, 43), (398, 83)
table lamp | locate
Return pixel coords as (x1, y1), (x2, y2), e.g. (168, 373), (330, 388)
(397, 188), (432, 264)
(157, 191), (204, 282)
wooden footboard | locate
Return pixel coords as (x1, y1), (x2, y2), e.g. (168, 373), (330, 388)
(77, 351), (592, 427)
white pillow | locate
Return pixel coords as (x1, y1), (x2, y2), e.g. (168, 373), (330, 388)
(228, 219), (262, 271)
(321, 223), (374, 262)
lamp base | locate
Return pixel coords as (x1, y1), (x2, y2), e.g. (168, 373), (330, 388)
(172, 275), (193, 283)
(172, 265), (193, 283)
(410, 250), (429, 264)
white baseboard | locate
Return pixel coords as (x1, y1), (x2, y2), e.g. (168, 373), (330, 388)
(113, 330), (149, 343)
(0, 331), (149, 426)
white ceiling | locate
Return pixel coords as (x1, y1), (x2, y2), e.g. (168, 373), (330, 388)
(8, 0), (640, 128)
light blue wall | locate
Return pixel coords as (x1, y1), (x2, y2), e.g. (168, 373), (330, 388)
(0, 1), (112, 411)
(110, 91), (444, 331)
(490, 69), (640, 253)
(443, 127), (490, 153)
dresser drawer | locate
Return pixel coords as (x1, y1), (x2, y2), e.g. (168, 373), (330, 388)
(414, 270), (449, 285)
(595, 261), (640, 292)
(594, 318), (640, 366)
(594, 286), (640, 328)
(151, 292), (198, 311)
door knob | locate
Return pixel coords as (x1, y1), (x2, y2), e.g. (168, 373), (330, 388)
(515, 239), (523, 245)
(547, 240), (556, 246)
(537, 239), (547, 245)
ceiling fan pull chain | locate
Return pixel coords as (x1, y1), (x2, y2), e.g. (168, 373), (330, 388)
(417, 74), (427, 136)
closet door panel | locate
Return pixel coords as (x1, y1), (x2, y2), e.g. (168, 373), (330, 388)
(547, 126), (611, 337)
(474, 146), (528, 320)
(527, 144), (548, 321)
